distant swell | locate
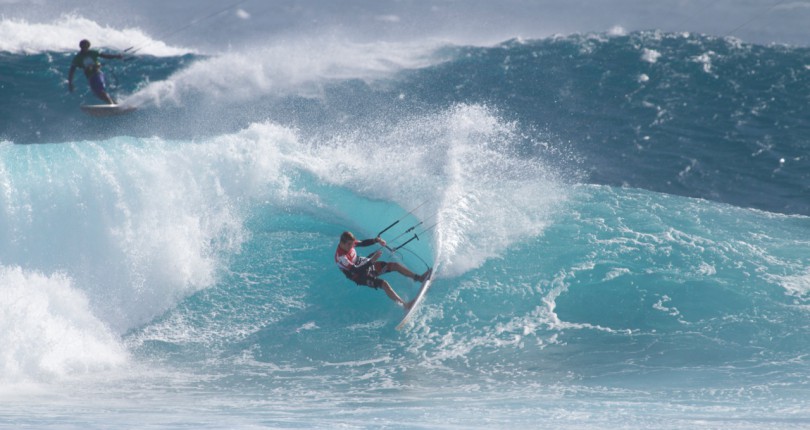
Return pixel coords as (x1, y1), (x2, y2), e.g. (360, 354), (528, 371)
(3, 30), (808, 215)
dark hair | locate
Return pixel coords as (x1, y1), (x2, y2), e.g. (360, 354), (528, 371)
(79, 39), (91, 49)
(340, 231), (355, 243)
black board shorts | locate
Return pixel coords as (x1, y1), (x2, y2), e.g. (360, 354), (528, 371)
(349, 262), (389, 289)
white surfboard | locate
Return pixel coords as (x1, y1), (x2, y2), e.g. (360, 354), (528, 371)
(396, 266), (435, 330)
(80, 104), (136, 117)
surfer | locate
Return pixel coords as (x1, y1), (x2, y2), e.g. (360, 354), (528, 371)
(67, 39), (123, 104)
(335, 231), (430, 309)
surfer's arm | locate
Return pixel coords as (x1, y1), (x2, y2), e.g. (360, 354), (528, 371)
(342, 258), (370, 279)
(357, 237), (387, 249)
(356, 238), (380, 247)
(357, 238), (385, 263)
(349, 249), (383, 276)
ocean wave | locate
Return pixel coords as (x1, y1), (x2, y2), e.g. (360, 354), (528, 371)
(0, 14), (192, 56)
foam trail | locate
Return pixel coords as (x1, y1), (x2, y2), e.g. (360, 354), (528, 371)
(124, 38), (443, 107)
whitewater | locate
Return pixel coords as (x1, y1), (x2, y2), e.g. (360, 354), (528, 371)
(1, 5), (809, 430)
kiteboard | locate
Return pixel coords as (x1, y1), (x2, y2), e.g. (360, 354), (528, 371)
(396, 266), (435, 330)
(80, 104), (136, 117)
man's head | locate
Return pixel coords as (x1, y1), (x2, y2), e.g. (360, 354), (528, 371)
(340, 231), (356, 249)
(79, 39), (91, 50)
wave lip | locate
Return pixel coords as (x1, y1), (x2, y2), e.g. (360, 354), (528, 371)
(0, 15), (192, 56)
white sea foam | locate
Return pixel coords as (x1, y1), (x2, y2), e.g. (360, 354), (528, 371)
(0, 125), (299, 335)
(280, 104), (565, 277)
(772, 269), (810, 300)
(693, 51), (716, 74)
(0, 265), (127, 383)
(0, 15), (191, 56)
(641, 48), (661, 63)
(125, 37), (443, 107)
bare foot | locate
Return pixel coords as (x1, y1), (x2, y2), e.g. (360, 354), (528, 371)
(414, 268), (432, 283)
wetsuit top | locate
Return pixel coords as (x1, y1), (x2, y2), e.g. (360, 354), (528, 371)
(71, 50), (102, 78)
(335, 239), (377, 276)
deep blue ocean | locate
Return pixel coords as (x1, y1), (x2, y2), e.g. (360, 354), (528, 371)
(1, 17), (809, 430)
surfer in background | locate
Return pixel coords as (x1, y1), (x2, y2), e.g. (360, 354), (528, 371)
(67, 39), (123, 104)
(335, 231), (430, 309)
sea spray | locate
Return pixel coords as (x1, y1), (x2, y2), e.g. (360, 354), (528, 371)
(0, 266), (127, 383)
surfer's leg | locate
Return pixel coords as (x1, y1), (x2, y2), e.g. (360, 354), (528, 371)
(378, 279), (407, 307)
(89, 73), (115, 104)
(380, 262), (421, 281)
(99, 91), (115, 104)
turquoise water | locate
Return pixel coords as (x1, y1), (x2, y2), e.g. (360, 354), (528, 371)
(1, 17), (809, 430)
